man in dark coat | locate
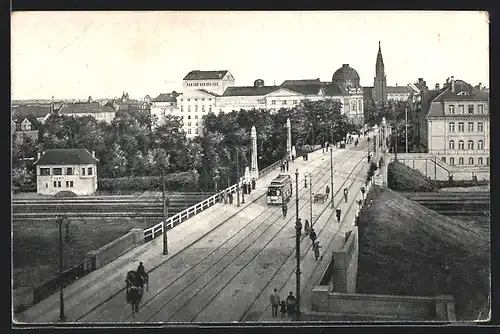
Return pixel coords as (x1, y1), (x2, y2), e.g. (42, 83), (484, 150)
(286, 291), (296, 317)
(251, 178), (256, 189)
(336, 208), (341, 223)
(309, 228), (317, 244)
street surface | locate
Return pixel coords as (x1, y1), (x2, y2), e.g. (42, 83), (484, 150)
(18, 136), (372, 323)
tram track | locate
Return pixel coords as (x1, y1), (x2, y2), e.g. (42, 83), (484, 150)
(75, 146), (369, 323)
(73, 150), (338, 322)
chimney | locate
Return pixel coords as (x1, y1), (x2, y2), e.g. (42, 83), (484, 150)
(343, 64), (349, 68)
(92, 150), (95, 158)
(451, 76), (455, 92)
(435, 83), (440, 90)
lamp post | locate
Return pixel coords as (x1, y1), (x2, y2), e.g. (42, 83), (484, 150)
(56, 217), (67, 322)
(162, 172), (168, 255)
(294, 168), (301, 321)
(304, 172), (313, 228)
(236, 149), (240, 207)
(330, 147), (334, 209)
(405, 106), (409, 153)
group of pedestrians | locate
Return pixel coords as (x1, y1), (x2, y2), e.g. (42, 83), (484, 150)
(224, 178), (257, 205)
(270, 289), (297, 318)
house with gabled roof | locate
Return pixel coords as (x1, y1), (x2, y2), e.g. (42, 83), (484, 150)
(34, 148), (99, 195)
(11, 114), (40, 144)
(151, 91), (180, 127)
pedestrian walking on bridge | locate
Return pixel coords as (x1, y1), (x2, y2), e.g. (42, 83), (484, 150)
(343, 188), (348, 203)
(336, 208), (341, 223)
(286, 291), (296, 317)
(269, 288), (280, 317)
(282, 203), (288, 218)
(304, 219), (310, 235)
(313, 240), (322, 260)
(252, 178), (256, 189)
(325, 185), (330, 198)
(309, 228), (317, 244)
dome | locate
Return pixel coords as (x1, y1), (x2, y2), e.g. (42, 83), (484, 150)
(332, 64), (360, 88)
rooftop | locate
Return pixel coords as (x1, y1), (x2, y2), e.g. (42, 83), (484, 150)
(12, 105), (52, 119)
(281, 79), (323, 95)
(152, 92), (178, 103)
(59, 103), (115, 115)
(438, 80), (489, 101)
(387, 86), (411, 94)
(222, 86), (279, 97)
(35, 149), (98, 166)
(183, 70), (229, 81)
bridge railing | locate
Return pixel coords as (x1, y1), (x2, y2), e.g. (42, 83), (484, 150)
(143, 146), (322, 243)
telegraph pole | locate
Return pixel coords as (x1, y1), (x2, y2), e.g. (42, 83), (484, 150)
(330, 147), (334, 209)
(236, 149), (240, 207)
(56, 217), (65, 322)
(162, 172), (168, 255)
(294, 168), (301, 321)
(405, 106), (408, 153)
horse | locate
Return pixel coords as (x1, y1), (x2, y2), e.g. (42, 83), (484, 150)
(126, 286), (142, 316)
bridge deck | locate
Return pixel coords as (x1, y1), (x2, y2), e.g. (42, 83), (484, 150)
(17, 138), (370, 324)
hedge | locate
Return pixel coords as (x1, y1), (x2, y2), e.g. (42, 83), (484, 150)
(98, 170), (200, 192)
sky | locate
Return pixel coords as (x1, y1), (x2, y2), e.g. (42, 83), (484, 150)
(11, 11), (490, 100)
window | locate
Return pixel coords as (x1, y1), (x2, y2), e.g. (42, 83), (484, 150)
(45, 183), (48, 188)
(478, 157), (483, 165)
(180, 98), (183, 102)
(195, 98), (198, 102)
(449, 140), (455, 150)
(202, 98), (205, 101)
(87, 167), (93, 176)
(458, 122), (464, 132)
(209, 105), (212, 112)
(478, 104), (484, 114)
(187, 98), (191, 102)
(458, 157), (464, 165)
(188, 105), (191, 112)
(188, 115), (191, 119)
(468, 122), (474, 132)
(468, 105), (474, 114)
(468, 157), (474, 165)
(70, 181), (74, 187)
(478, 122), (484, 131)
(82, 168), (86, 175)
(188, 122), (192, 126)
(448, 105), (455, 114)
(66, 167), (73, 175)
(40, 168), (50, 176)
(53, 168), (62, 175)
(458, 140), (464, 150)
(195, 128), (199, 134)
(66, 181), (70, 187)
(458, 105), (464, 114)
(195, 105), (198, 112)
(448, 122), (455, 132)
(53, 181), (57, 187)
(202, 105), (205, 112)
(468, 140), (474, 150)
(181, 106), (184, 112)
(188, 129), (192, 134)
(293, 100), (297, 104)
(195, 115), (198, 119)
(478, 140), (484, 150)
(209, 98), (212, 101)
(283, 100), (287, 105)
(271, 100), (276, 105)
(195, 122), (199, 126)
(449, 157), (455, 165)
(441, 157), (446, 163)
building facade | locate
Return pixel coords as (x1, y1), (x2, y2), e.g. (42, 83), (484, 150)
(150, 91), (180, 127)
(34, 149), (99, 196)
(427, 77), (489, 167)
(58, 102), (116, 123)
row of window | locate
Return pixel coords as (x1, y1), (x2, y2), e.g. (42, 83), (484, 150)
(185, 122), (200, 127)
(181, 98), (213, 102)
(441, 156), (489, 166)
(187, 128), (199, 135)
(40, 167), (93, 176)
(448, 104), (485, 114)
(47, 180), (74, 188)
(186, 82), (219, 87)
(271, 100), (299, 105)
(448, 121), (484, 132)
(180, 105), (213, 113)
(448, 140), (485, 150)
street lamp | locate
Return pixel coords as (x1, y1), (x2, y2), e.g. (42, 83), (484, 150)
(162, 172), (169, 255)
(330, 147), (334, 209)
(56, 216), (68, 322)
(304, 172), (313, 229)
(294, 168), (301, 321)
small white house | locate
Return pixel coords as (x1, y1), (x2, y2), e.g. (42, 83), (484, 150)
(34, 149), (99, 196)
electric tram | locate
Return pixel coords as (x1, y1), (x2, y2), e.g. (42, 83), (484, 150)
(266, 174), (293, 205)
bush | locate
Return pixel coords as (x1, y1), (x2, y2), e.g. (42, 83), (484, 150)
(98, 170), (200, 192)
(12, 168), (36, 193)
(366, 162), (378, 182)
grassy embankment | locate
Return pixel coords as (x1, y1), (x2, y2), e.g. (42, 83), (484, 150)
(357, 185), (490, 321)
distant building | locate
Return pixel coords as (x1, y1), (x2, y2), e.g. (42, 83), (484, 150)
(427, 77), (490, 167)
(34, 148), (99, 196)
(11, 105), (54, 124)
(58, 102), (116, 123)
(150, 91), (180, 127)
(183, 70), (235, 96)
(11, 115), (39, 144)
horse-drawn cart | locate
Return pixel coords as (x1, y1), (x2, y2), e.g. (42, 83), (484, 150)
(313, 193), (328, 204)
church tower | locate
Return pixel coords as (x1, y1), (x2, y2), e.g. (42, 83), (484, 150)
(373, 41), (387, 103)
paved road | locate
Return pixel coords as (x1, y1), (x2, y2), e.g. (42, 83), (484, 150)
(75, 142), (369, 323)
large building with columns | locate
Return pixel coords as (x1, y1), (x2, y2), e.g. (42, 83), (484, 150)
(427, 77), (490, 167)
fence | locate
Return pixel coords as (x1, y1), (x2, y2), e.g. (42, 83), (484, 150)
(143, 148), (321, 243)
(32, 259), (92, 305)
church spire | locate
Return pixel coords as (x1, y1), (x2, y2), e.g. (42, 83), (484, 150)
(376, 41), (385, 75)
